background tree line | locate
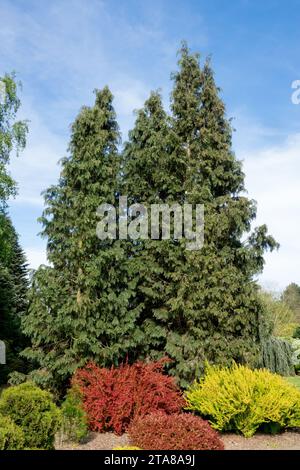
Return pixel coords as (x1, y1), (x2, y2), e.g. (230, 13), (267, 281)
(0, 73), (28, 384)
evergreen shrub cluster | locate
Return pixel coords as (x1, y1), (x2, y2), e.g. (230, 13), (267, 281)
(0, 414), (25, 450)
(185, 363), (300, 437)
(0, 382), (61, 449)
(60, 385), (89, 443)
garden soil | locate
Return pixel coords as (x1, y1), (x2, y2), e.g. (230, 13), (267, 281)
(57, 430), (300, 450)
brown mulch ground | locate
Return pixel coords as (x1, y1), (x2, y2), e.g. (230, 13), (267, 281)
(56, 430), (300, 450)
(57, 432), (130, 450)
(223, 431), (300, 450)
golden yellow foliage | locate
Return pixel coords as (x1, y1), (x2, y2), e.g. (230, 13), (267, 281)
(113, 446), (141, 450)
(185, 363), (300, 437)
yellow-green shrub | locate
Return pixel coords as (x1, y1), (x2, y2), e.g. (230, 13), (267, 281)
(185, 363), (300, 437)
(113, 446), (141, 450)
(0, 414), (25, 450)
(0, 382), (61, 449)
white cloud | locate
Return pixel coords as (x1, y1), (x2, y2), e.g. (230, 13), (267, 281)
(2, 0), (298, 291)
(240, 133), (300, 290)
(232, 109), (285, 153)
(8, 96), (64, 207)
(25, 246), (48, 270)
(113, 81), (148, 116)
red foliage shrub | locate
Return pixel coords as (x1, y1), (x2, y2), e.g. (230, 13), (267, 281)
(73, 359), (184, 435)
(128, 412), (224, 450)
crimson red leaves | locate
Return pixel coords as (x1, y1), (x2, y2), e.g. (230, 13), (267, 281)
(73, 359), (184, 435)
(129, 412), (224, 450)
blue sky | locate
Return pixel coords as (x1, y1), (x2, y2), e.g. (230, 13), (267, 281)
(1, 0), (300, 290)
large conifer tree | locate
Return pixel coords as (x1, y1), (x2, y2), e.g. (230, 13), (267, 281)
(0, 213), (28, 383)
(22, 88), (137, 390)
(23, 46), (278, 390)
(164, 44), (278, 384)
(122, 92), (185, 360)
(122, 44), (278, 385)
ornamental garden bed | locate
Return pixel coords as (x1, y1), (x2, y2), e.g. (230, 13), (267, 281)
(2, 361), (300, 451)
(56, 430), (300, 451)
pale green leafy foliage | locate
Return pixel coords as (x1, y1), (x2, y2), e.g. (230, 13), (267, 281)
(282, 283), (300, 323)
(0, 73), (28, 206)
(7, 371), (27, 385)
(258, 290), (295, 375)
(259, 290), (297, 337)
(185, 363), (300, 437)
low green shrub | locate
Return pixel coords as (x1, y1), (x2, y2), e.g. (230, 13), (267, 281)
(185, 363), (300, 437)
(0, 414), (25, 450)
(0, 382), (61, 449)
(61, 386), (88, 443)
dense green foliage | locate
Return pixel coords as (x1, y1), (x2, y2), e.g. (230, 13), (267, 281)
(22, 87), (137, 391)
(122, 92), (185, 365)
(60, 386), (88, 443)
(22, 44), (277, 391)
(0, 382), (61, 449)
(0, 213), (28, 384)
(185, 363), (300, 437)
(259, 337), (294, 376)
(123, 43), (278, 385)
(0, 73), (28, 384)
(0, 414), (25, 450)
